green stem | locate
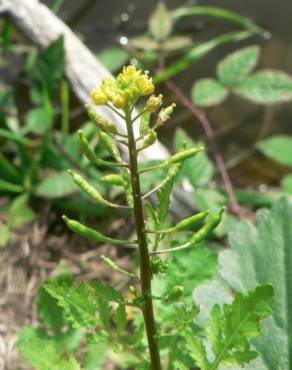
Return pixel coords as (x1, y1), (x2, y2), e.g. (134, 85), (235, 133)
(125, 108), (162, 370)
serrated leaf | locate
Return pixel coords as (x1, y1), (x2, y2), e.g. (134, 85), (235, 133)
(149, 2), (173, 41)
(257, 135), (292, 167)
(206, 284), (274, 368)
(36, 170), (77, 199)
(18, 327), (81, 370)
(45, 281), (123, 328)
(185, 331), (210, 370)
(234, 70), (292, 104)
(192, 79), (228, 107)
(217, 46), (260, 86)
(175, 129), (214, 187)
(194, 197), (292, 370)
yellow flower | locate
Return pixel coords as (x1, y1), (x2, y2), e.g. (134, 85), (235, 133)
(91, 88), (108, 105)
(146, 94), (163, 112)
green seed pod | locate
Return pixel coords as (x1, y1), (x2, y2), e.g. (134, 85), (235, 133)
(101, 255), (136, 278)
(78, 130), (98, 162)
(168, 147), (203, 165)
(101, 174), (126, 187)
(68, 170), (127, 209)
(99, 131), (121, 161)
(86, 105), (117, 135)
(158, 211), (209, 234)
(163, 286), (184, 303)
(142, 130), (157, 150)
(62, 215), (129, 245)
(139, 111), (151, 136)
(188, 208), (225, 246)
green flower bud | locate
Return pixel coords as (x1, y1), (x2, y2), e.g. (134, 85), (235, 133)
(164, 286), (184, 303)
(150, 256), (168, 274)
(142, 130), (157, 150)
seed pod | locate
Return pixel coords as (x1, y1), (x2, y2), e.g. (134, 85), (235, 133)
(168, 147), (203, 165)
(139, 111), (151, 136)
(188, 208), (225, 246)
(101, 174), (126, 186)
(86, 105), (117, 135)
(99, 131), (121, 161)
(142, 130), (157, 149)
(163, 286), (184, 303)
(157, 211), (209, 234)
(68, 170), (126, 209)
(101, 255), (136, 278)
(78, 130), (98, 162)
(62, 215), (129, 245)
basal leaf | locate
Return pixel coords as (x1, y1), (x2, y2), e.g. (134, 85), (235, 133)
(234, 70), (292, 104)
(217, 46), (260, 86)
(18, 327), (81, 370)
(257, 135), (292, 167)
(192, 78), (228, 107)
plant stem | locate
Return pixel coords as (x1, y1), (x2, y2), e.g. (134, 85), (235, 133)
(164, 79), (243, 218)
(125, 108), (162, 370)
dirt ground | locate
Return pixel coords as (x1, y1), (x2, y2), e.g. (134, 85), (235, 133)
(0, 203), (133, 370)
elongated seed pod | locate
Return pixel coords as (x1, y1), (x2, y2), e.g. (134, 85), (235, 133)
(100, 255), (137, 278)
(167, 147), (203, 165)
(62, 215), (133, 245)
(188, 208), (225, 246)
(151, 208), (225, 255)
(78, 130), (98, 162)
(142, 130), (157, 149)
(101, 174), (126, 186)
(68, 170), (129, 209)
(99, 131), (121, 161)
(156, 211), (209, 234)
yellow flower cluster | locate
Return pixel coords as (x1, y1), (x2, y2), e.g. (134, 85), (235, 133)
(91, 66), (155, 109)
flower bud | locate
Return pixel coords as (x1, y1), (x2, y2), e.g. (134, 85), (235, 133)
(91, 88), (108, 105)
(156, 103), (176, 128)
(142, 130), (157, 150)
(163, 286), (184, 303)
(146, 94), (163, 113)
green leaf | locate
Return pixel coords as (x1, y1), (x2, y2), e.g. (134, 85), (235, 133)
(175, 129), (214, 187)
(217, 46), (260, 86)
(157, 163), (183, 225)
(97, 47), (130, 72)
(115, 303), (127, 334)
(149, 2), (173, 41)
(281, 174), (292, 194)
(0, 225), (11, 247)
(257, 135), (292, 167)
(18, 327), (81, 370)
(171, 6), (264, 35)
(36, 171), (77, 199)
(234, 70), (292, 104)
(130, 36), (159, 51)
(154, 31), (253, 83)
(85, 342), (107, 370)
(0, 153), (21, 183)
(25, 106), (54, 135)
(192, 78), (228, 107)
(45, 281), (123, 328)
(195, 197), (292, 370)
(29, 36), (65, 96)
(9, 194), (36, 227)
(163, 36), (193, 52)
(207, 284), (274, 369)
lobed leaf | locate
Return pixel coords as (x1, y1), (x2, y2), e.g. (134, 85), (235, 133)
(257, 135), (292, 167)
